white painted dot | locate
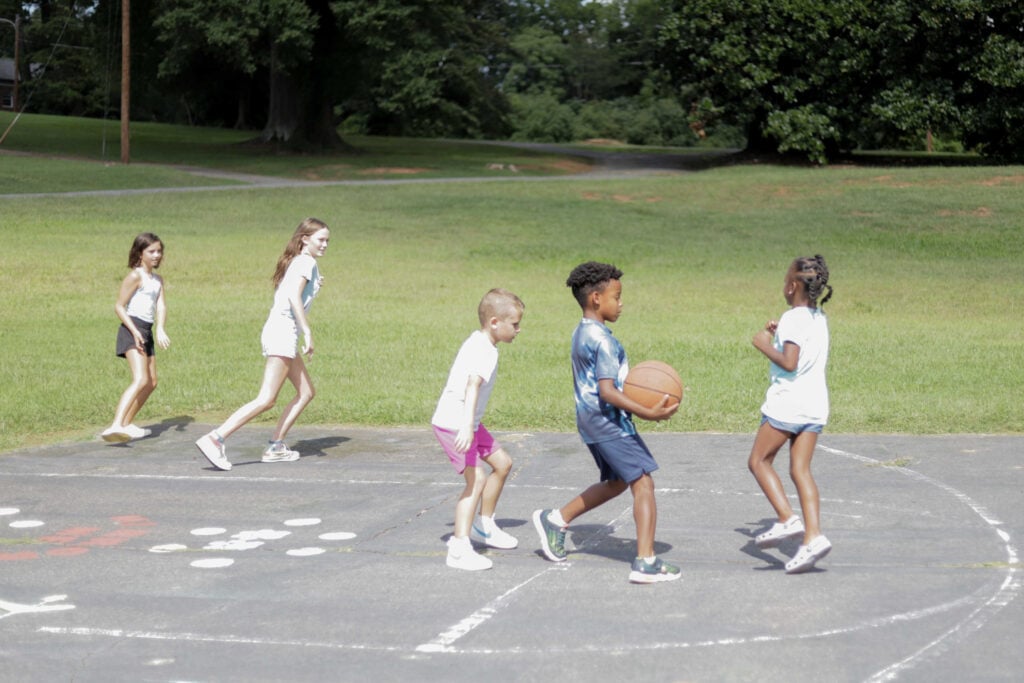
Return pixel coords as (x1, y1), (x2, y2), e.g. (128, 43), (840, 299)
(0, 507), (20, 516)
(204, 540), (264, 551)
(190, 558), (234, 569)
(149, 544), (188, 553)
(284, 518), (321, 527)
(286, 547), (326, 557)
(10, 520), (44, 528)
(319, 532), (356, 541)
(191, 527), (226, 536)
(236, 529), (291, 541)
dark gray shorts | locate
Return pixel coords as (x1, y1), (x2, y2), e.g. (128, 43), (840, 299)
(116, 317), (154, 357)
(586, 433), (659, 484)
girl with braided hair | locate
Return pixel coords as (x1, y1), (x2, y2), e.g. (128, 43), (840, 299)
(748, 255), (834, 573)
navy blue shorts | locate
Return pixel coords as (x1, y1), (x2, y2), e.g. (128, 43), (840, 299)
(586, 433), (659, 484)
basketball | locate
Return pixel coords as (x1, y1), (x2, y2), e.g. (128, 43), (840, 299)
(623, 360), (684, 410)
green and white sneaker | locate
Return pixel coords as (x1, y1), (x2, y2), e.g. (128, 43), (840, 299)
(628, 556), (682, 584)
(532, 509), (567, 562)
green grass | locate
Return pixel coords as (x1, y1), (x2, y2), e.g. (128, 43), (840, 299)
(0, 112), (593, 182)
(1, 115), (1022, 451)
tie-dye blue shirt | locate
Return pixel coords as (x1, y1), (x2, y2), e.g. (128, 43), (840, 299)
(571, 318), (636, 444)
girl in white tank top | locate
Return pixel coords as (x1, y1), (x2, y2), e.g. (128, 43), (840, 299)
(101, 233), (171, 443)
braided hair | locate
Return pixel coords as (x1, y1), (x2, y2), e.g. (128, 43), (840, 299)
(793, 255), (833, 308)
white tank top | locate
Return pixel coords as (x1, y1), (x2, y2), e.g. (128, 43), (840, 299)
(125, 268), (162, 323)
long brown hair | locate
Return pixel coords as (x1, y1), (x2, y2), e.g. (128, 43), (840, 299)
(272, 218), (328, 288)
(128, 232), (162, 268)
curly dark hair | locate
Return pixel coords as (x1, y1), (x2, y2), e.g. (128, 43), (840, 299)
(793, 254), (833, 307)
(566, 261), (623, 308)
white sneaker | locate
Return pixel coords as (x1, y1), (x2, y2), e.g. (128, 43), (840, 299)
(785, 535), (832, 574)
(125, 424), (152, 440)
(262, 441), (300, 463)
(755, 516), (805, 548)
(470, 516), (519, 549)
(101, 426), (131, 443)
(446, 537), (492, 571)
(196, 432), (231, 471)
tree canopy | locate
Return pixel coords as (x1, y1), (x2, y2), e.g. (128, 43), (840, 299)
(2, 0), (1022, 161)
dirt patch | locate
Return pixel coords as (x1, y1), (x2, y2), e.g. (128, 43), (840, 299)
(548, 159), (593, 174)
(937, 207), (993, 218)
(301, 164), (353, 180)
(581, 191), (663, 203)
(976, 175), (1024, 187)
(581, 138), (627, 146)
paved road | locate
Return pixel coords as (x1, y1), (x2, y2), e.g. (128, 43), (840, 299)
(1, 427), (1020, 682)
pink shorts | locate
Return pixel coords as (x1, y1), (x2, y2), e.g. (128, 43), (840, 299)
(432, 424), (500, 474)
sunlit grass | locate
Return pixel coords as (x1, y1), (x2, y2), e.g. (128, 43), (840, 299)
(1, 120), (1022, 451)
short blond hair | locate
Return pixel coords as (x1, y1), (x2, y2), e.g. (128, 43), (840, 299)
(478, 288), (524, 326)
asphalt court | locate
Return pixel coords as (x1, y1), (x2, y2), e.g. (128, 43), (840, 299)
(1, 425), (1020, 682)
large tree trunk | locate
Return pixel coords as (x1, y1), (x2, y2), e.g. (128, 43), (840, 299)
(261, 44), (299, 142)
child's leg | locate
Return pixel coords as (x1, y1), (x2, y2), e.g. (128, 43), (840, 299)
(788, 431), (822, 542)
(747, 421), (797, 522)
(215, 357), (292, 439)
(111, 349), (153, 428)
(630, 473), (657, 558)
(559, 479), (629, 525)
(478, 447), (512, 518)
(270, 354), (314, 443)
(122, 354), (158, 426)
(454, 465), (487, 539)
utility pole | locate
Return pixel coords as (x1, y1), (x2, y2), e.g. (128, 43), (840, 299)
(120, 0), (130, 164)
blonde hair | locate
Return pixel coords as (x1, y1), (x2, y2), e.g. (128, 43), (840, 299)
(478, 288), (524, 326)
(272, 218), (328, 288)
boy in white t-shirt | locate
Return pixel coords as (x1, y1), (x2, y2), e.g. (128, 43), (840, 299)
(432, 289), (524, 571)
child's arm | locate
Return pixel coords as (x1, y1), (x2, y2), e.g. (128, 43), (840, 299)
(287, 276), (314, 357)
(154, 277), (170, 350)
(752, 320), (799, 372)
(455, 374), (484, 453)
(114, 271), (144, 350)
(597, 378), (678, 422)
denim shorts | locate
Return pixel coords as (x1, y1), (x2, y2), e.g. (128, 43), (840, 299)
(761, 414), (824, 435)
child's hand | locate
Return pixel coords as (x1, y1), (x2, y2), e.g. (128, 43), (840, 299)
(454, 427), (473, 454)
(156, 329), (171, 350)
(752, 321), (776, 353)
(302, 332), (314, 358)
(639, 394), (679, 422)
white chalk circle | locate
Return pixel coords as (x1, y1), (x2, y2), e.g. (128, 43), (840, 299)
(10, 520), (44, 528)
(149, 544), (188, 553)
(319, 532), (357, 541)
(284, 518), (321, 527)
(190, 558), (234, 569)
(236, 529), (291, 541)
(190, 527), (227, 536)
(204, 540), (264, 551)
(286, 547), (326, 557)
(0, 507), (20, 516)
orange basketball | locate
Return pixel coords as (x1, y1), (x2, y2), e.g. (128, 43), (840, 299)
(623, 360), (684, 410)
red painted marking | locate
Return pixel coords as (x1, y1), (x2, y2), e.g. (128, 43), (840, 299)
(0, 551), (39, 561)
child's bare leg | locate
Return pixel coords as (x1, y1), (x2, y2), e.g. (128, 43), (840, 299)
(560, 479), (628, 525)
(630, 473), (657, 558)
(122, 355), (158, 426)
(478, 448), (512, 518)
(270, 355), (314, 443)
(112, 349), (152, 427)
(454, 466), (486, 538)
(788, 431), (822, 542)
(748, 422), (797, 522)
(215, 357), (291, 439)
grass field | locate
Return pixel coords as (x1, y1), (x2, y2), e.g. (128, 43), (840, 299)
(1, 113), (1022, 451)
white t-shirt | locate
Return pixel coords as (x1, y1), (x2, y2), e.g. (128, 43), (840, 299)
(760, 306), (830, 425)
(431, 330), (499, 430)
(267, 254), (321, 327)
